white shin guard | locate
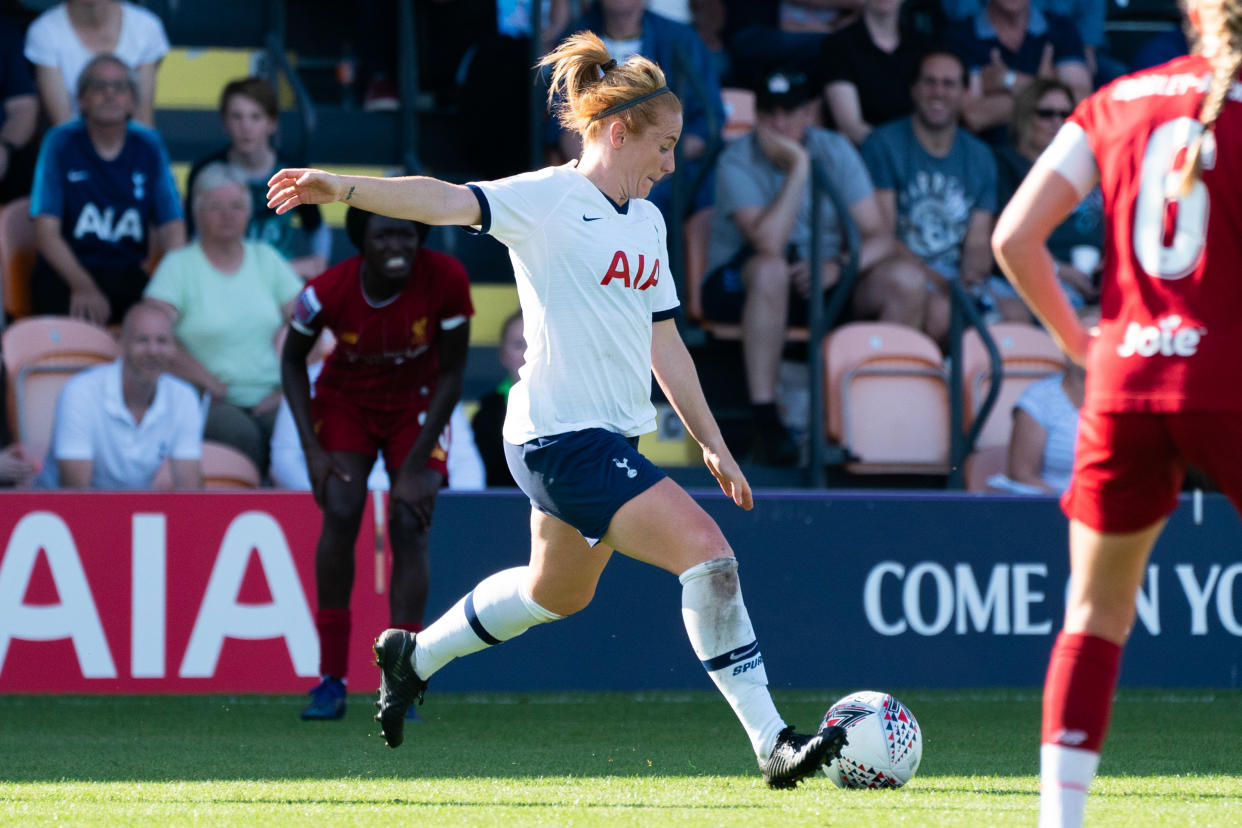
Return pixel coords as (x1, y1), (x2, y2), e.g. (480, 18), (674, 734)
(413, 566), (563, 680)
(680, 557), (786, 760)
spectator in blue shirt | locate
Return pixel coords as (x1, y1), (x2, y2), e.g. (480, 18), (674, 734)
(1129, 26), (1190, 72)
(943, 0), (1091, 140)
(941, 0), (1113, 84)
(29, 54), (184, 326)
(861, 50), (1009, 344)
(0, 14), (39, 203)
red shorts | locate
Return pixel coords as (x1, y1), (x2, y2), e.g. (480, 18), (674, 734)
(1062, 408), (1242, 533)
(311, 393), (449, 481)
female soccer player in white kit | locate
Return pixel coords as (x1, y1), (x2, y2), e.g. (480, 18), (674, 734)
(268, 32), (845, 788)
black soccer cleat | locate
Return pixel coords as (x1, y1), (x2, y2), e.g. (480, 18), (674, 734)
(372, 629), (428, 748)
(761, 723), (848, 789)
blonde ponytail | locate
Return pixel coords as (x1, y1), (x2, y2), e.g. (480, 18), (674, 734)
(538, 30), (678, 141)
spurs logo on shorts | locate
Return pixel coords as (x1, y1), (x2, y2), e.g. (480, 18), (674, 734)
(1115, 314), (1204, 358)
(612, 457), (638, 478)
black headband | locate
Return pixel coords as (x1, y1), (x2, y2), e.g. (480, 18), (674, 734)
(588, 86), (672, 123)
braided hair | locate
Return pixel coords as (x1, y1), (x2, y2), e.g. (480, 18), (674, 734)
(1171, 0), (1242, 195)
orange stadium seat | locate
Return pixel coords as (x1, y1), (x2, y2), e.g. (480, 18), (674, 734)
(151, 440), (262, 490)
(2, 316), (120, 463)
(962, 323), (1065, 449)
(824, 322), (951, 474)
(1, 197), (36, 322)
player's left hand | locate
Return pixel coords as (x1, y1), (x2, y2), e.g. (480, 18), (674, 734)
(390, 467), (443, 531)
(703, 443), (753, 511)
(266, 168), (346, 215)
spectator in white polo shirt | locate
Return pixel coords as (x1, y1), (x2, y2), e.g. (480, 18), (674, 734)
(39, 301), (205, 489)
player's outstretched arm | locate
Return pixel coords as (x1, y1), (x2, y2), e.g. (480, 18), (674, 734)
(651, 319), (753, 510)
(266, 168), (482, 227)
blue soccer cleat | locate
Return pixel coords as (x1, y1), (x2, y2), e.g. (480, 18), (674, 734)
(300, 675), (347, 721)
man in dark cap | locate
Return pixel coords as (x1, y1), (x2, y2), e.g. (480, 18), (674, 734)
(701, 64), (926, 465)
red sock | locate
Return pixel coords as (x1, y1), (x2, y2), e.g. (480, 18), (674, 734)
(1042, 631), (1123, 752)
(390, 622), (424, 633)
(316, 608), (351, 679)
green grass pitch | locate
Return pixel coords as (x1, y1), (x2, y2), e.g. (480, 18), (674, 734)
(1, 688), (1239, 826)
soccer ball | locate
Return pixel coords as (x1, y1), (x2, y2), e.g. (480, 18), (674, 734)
(820, 690), (922, 789)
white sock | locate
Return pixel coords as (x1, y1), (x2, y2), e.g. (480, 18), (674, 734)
(411, 566), (563, 679)
(1039, 743), (1099, 828)
(680, 557), (786, 761)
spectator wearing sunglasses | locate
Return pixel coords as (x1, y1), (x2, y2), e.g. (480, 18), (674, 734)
(994, 78), (1101, 310)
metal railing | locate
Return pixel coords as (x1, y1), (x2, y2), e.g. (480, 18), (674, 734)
(262, 0), (316, 168)
(946, 282), (1003, 489)
(806, 160), (862, 487)
(397, 0), (423, 174)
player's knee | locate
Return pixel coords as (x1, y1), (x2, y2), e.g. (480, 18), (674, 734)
(1066, 596), (1137, 643)
(321, 487), (367, 527)
(682, 523), (733, 568)
(556, 588), (596, 617)
(387, 500), (429, 543)
(532, 583), (596, 617)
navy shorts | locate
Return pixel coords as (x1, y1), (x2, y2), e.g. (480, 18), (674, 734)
(504, 428), (666, 546)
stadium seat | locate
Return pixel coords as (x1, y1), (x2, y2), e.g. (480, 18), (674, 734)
(1, 197), (36, 322)
(2, 316), (121, 463)
(151, 440), (263, 490)
(720, 87), (756, 139)
(963, 444), (1009, 493)
(961, 323), (1065, 450)
(823, 322), (951, 474)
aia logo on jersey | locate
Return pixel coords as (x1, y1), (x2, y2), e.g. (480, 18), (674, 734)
(1116, 314), (1204, 358)
(73, 203), (143, 243)
(600, 251), (660, 291)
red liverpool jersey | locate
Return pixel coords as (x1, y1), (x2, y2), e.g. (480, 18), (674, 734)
(292, 249), (473, 410)
(1071, 54), (1242, 412)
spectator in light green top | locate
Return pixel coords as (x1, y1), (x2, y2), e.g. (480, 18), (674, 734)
(146, 161), (302, 477)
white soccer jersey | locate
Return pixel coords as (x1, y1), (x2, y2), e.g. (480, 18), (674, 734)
(468, 163), (680, 443)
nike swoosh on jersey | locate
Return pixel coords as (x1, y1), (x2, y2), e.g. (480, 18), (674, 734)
(582, 215), (603, 221)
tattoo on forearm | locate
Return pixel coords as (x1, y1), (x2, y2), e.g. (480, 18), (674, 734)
(345, 185), (355, 201)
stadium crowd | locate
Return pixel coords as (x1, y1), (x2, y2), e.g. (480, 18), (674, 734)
(0, 0), (1185, 487)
